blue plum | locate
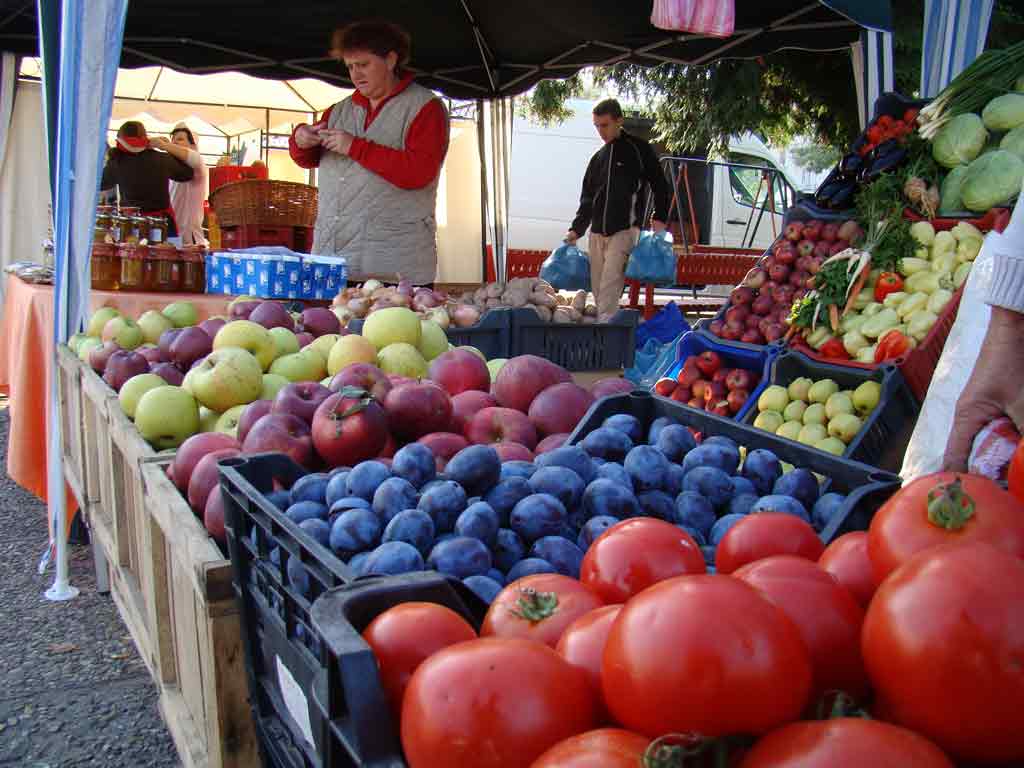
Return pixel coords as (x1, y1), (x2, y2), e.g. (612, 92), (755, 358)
(507, 557), (557, 582)
(463, 574), (503, 604)
(265, 490), (291, 511)
(286, 501), (328, 525)
(372, 477), (419, 523)
(663, 464), (686, 496)
(709, 513), (746, 546)
(535, 446), (597, 484)
(751, 494), (810, 522)
(682, 466), (734, 508)
(445, 445), (501, 496)
(328, 496), (372, 520)
(346, 461), (392, 501)
(492, 528), (526, 573)
(647, 416), (673, 446)
(418, 480), (468, 534)
(286, 557), (311, 597)
(347, 551), (371, 577)
(363, 541), (425, 576)
(529, 466), (585, 510)
(419, 479), (447, 495)
(701, 545), (716, 567)
(298, 518), (331, 548)
(624, 445), (671, 492)
(427, 536), (492, 579)
(455, 502), (501, 547)
(772, 469), (821, 511)
(530, 536), (585, 577)
(728, 493), (759, 517)
(655, 424), (698, 463)
(590, 457), (607, 467)
(811, 492), (846, 531)
(602, 413), (643, 443)
(510, 493), (568, 544)
(673, 491), (716, 537)
(486, 568), (505, 586)
(704, 436), (740, 453)
(596, 462), (634, 492)
(580, 428), (633, 462)
(391, 443), (437, 489)
(682, 443), (740, 476)
(382, 509), (435, 556)
(578, 515), (619, 550)
(483, 477), (533, 527)
(730, 476), (757, 498)
(500, 461), (537, 480)
(290, 472), (330, 505)
(329, 507), (382, 556)
(325, 471), (351, 508)
(582, 479), (641, 520)
(741, 449), (783, 496)
(638, 490), (676, 521)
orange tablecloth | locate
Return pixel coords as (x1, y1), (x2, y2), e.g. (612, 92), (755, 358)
(0, 275), (231, 506)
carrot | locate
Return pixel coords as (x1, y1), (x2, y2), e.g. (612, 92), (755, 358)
(784, 324), (798, 342)
(842, 265), (870, 317)
(829, 303), (841, 332)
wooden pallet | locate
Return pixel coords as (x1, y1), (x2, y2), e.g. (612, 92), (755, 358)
(142, 457), (257, 768)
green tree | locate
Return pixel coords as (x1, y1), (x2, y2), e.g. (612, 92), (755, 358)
(790, 143), (843, 173)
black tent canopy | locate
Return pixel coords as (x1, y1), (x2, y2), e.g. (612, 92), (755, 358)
(1, 0), (892, 100)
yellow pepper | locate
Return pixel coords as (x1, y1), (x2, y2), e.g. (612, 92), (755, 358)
(898, 292), (929, 319)
(883, 292), (908, 310)
(862, 302), (885, 317)
(927, 288), (954, 315)
(931, 251), (956, 275)
(908, 310), (939, 342)
(855, 345), (878, 364)
(905, 271), (948, 295)
(953, 262), (972, 289)
(899, 257), (931, 277)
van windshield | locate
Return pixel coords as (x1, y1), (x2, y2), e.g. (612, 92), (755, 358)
(727, 152), (794, 211)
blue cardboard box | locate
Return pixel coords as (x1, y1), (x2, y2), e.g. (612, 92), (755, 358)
(205, 248), (347, 299)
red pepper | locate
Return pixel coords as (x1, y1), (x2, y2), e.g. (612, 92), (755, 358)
(874, 272), (904, 302)
(875, 330), (912, 363)
(904, 108), (920, 124)
(877, 114), (894, 128)
(819, 338), (851, 360)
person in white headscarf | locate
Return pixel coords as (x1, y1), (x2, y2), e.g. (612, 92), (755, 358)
(149, 121), (209, 245)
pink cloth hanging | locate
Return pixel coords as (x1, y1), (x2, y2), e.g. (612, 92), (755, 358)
(651, 0), (735, 38)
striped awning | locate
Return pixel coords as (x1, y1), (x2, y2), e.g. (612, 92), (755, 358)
(920, 0), (996, 97)
(851, 29), (895, 128)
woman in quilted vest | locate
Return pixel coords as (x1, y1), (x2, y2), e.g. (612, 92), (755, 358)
(289, 20), (450, 286)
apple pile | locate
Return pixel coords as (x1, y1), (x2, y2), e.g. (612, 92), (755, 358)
(651, 350), (759, 418)
(707, 218), (863, 345)
(750, 377), (882, 455)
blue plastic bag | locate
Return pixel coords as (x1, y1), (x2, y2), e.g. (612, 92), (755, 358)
(539, 243), (591, 291)
(635, 301), (691, 347)
(625, 230), (676, 286)
(624, 329), (689, 386)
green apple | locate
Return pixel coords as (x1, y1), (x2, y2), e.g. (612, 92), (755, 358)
(309, 334), (340, 362)
(268, 326), (300, 359)
(77, 337), (103, 362)
(362, 307), (422, 350)
(214, 320), (277, 371)
(487, 358), (508, 381)
(418, 320), (449, 361)
(377, 343), (428, 379)
(828, 413), (864, 444)
(182, 368), (197, 395)
(118, 373), (167, 419)
(162, 301), (198, 329)
(798, 423), (828, 445)
(327, 335), (378, 375)
(134, 385), (200, 450)
(776, 420), (803, 441)
(783, 400), (807, 423)
(825, 392), (855, 420)
(269, 351), (325, 382)
(215, 404), (247, 439)
(757, 385), (789, 413)
(802, 403), (827, 426)
(260, 373), (290, 400)
(808, 378), (839, 404)
(753, 410), (784, 433)
(787, 376), (813, 403)
(457, 345), (487, 363)
(137, 310), (174, 344)
(101, 316), (143, 350)
(87, 307), (121, 337)
(67, 333), (89, 354)
(199, 406), (221, 432)
(189, 347), (264, 412)
(852, 381), (882, 415)
(814, 436), (847, 456)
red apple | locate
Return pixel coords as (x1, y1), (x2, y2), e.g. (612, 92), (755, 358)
(743, 267), (768, 290)
(237, 399), (273, 445)
(229, 300), (261, 321)
(708, 320), (725, 336)
(300, 307), (341, 337)
(710, 400), (732, 417)
(763, 322), (787, 342)
(724, 305), (750, 326)
(150, 361), (185, 386)
(768, 263), (790, 284)
(654, 379), (677, 397)
(103, 350), (150, 391)
(273, 381), (332, 425)
(493, 355), (572, 414)
(837, 220), (862, 243)
(751, 294), (774, 316)
(528, 383), (595, 437)
(310, 392), (388, 468)
(491, 442), (535, 462)
(820, 222), (839, 243)
(774, 244), (796, 265)
(677, 365), (700, 388)
(828, 240), (850, 257)
(772, 285), (796, 304)
(535, 433), (570, 455)
(296, 332), (314, 348)
(740, 329), (765, 345)
(199, 317), (227, 340)
(695, 350), (721, 377)
(89, 341), (121, 374)
(243, 412), (316, 468)
(157, 328), (183, 361)
(465, 406), (538, 450)
(138, 346), (163, 364)
(169, 326), (213, 370)
(691, 380), (708, 400)
(378, 432), (398, 459)
(745, 313), (763, 330)
(763, 255), (778, 272)
(712, 369), (730, 384)
(796, 240), (816, 258)
(427, 349), (491, 396)
(387, 375), (417, 389)
(417, 432), (470, 471)
(802, 220), (823, 240)
(188, 447), (241, 514)
(812, 241), (831, 260)
(687, 397), (704, 409)
(204, 487), (227, 545)
(329, 363), (393, 403)
(249, 301), (295, 331)
(451, 390), (499, 435)
(668, 386), (688, 403)
(784, 221), (804, 241)
(725, 369), (752, 391)
(721, 323), (743, 341)
(729, 286), (755, 306)
(590, 377), (635, 399)
(170, 432), (241, 495)
(726, 388), (749, 414)
(703, 380), (727, 404)
(383, 382), (453, 441)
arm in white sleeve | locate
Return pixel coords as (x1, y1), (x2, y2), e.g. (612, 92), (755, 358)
(987, 198), (1024, 314)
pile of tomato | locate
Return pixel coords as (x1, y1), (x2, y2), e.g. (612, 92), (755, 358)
(859, 109), (920, 157)
(356, 470), (1024, 767)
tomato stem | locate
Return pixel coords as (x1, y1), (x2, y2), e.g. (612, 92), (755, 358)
(926, 476), (975, 531)
(642, 734), (739, 768)
(509, 588), (559, 622)
(816, 690), (870, 720)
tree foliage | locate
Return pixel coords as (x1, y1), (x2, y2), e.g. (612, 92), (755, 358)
(789, 143), (843, 173)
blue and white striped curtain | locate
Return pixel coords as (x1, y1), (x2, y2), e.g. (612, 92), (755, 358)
(851, 29), (895, 129)
(920, 0), (995, 97)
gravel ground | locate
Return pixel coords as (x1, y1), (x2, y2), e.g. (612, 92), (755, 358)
(0, 401), (180, 767)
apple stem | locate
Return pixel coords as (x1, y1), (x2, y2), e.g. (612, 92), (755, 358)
(926, 476), (975, 530)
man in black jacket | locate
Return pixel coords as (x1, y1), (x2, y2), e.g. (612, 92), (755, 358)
(566, 99), (671, 320)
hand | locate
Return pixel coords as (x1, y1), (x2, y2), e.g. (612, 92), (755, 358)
(319, 128), (354, 156)
(565, 229), (579, 244)
(148, 136), (171, 151)
(943, 306), (1024, 471)
(651, 219), (667, 233)
(293, 124), (322, 150)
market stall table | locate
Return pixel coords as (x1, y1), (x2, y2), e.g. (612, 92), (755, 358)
(0, 274), (230, 507)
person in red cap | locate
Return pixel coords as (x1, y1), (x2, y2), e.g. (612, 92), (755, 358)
(100, 120), (194, 238)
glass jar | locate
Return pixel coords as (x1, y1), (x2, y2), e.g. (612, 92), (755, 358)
(146, 216), (167, 245)
(95, 206), (114, 243)
(118, 242), (147, 290)
(125, 216), (147, 245)
(109, 214), (127, 243)
(143, 243), (181, 292)
(119, 206), (141, 217)
(91, 243), (120, 291)
(180, 245), (207, 293)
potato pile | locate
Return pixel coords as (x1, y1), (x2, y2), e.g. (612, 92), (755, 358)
(457, 278), (600, 324)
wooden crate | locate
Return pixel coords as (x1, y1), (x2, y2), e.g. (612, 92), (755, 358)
(141, 457), (258, 768)
(80, 367), (118, 568)
(56, 345), (87, 507)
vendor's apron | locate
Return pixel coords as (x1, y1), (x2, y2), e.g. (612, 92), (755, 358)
(313, 84), (446, 285)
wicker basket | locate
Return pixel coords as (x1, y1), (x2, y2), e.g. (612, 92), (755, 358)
(209, 180), (318, 229)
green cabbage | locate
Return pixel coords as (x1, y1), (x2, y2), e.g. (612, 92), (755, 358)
(982, 93), (1024, 132)
(939, 166), (968, 214)
(1000, 125), (1024, 159)
(959, 150), (1024, 212)
(932, 113), (989, 168)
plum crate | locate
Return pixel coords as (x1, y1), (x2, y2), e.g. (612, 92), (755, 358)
(348, 308), (513, 361)
(659, 329), (780, 421)
(509, 307), (639, 371)
(741, 349), (918, 473)
(566, 390), (901, 543)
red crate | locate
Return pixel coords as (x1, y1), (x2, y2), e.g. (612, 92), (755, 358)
(220, 224), (312, 251)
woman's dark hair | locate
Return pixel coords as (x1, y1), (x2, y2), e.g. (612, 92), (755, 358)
(171, 127), (196, 147)
(593, 99), (624, 119)
(329, 20), (411, 69)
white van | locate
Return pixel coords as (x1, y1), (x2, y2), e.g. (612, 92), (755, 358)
(508, 100), (802, 256)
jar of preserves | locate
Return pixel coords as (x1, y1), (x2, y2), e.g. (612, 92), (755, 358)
(109, 214), (127, 243)
(146, 216), (167, 245)
(119, 206), (141, 217)
(180, 245), (207, 293)
(91, 243), (120, 291)
(118, 242), (147, 290)
(144, 242), (181, 292)
(95, 206), (114, 243)
(126, 216), (147, 244)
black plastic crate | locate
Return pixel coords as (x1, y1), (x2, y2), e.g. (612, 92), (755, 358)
(742, 349), (918, 473)
(566, 390), (901, 543)
(509, 307), (639, 371)
(347, 308), (512, 361)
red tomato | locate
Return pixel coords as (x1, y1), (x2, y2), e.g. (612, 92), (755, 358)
(481, 573), (604, 648)
(866, 125), (883, 144)
(580, 518), (705, 603)
(818, 531), (875, 609)
(402, 637), (597, 768)
(529, 728), (650, 768)
(738, 718), (953, 767)
(818, 337), (850, 359)
(862, 542), (1024, 763)
(904, 107), (920, 124)
(877, 114), (894, 128)
(1009, 437), (1024, 504)
(734, 556), (868, 701)
(867, 472), (1024, 583)
(556, 605), (622, 722)
(716, 513), (825, 574)
(602, 574), (812, 738)
(362, 602), (476, 717)
(874, 329), (912, 363)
